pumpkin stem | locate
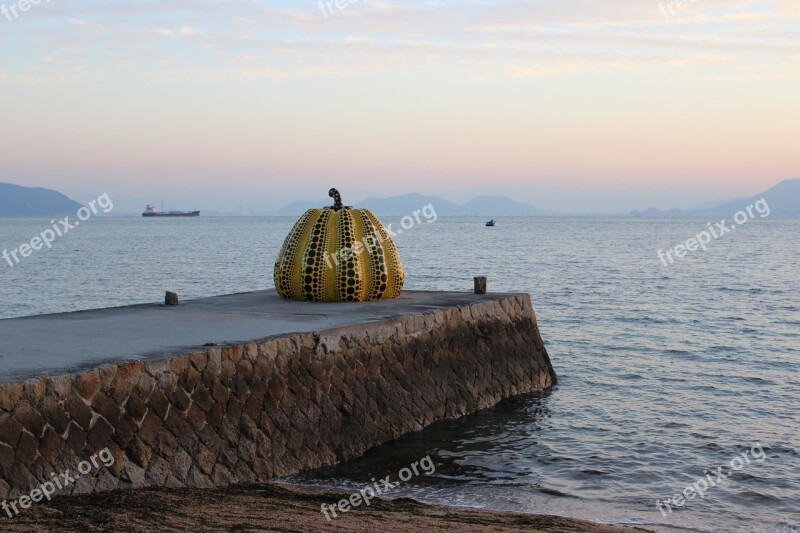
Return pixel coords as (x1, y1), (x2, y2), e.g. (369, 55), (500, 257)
(328, 188), (344, 210)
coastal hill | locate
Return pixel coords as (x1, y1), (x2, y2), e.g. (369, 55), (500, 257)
(631, 178), (800, 217)
(275, 193), (549, 216)
(0, 182), (83, 217)
(460, 195), (550, 216)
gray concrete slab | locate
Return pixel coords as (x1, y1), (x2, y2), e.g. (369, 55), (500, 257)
(0, 290), (524, 384)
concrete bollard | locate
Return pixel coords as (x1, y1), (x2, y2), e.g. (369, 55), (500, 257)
(474, 276), (487, 295)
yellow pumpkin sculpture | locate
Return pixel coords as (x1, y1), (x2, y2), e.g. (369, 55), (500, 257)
(274, 189), (404, 302)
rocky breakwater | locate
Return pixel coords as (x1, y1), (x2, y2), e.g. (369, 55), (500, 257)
(0, 292), (556, 501)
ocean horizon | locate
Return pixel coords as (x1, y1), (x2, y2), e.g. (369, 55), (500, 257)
(1, 216), (797, 532)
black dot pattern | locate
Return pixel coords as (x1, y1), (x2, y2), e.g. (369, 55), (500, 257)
(356, 211), (388, 301)
(301, 208), (333, 302)
(364, 210), (404, 299)
(334, 209), (365, 302)
(274, 209), (317, 300)
(273, 206), (404, 302)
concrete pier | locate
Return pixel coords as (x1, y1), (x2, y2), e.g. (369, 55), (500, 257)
(0, 290), (556, 500)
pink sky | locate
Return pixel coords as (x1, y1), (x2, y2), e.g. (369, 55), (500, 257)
(1, 0), (798, 204)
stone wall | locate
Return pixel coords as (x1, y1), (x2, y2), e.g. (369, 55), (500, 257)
(0, 294), (556, 500)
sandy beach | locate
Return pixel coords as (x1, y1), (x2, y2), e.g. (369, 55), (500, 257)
(0, 483), (653, 532)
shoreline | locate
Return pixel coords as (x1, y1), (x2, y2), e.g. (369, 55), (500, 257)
(1, 482), (654, 532)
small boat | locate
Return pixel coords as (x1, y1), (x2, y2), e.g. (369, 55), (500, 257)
(485, 219), (496, 227)
(142, 205), (200, 218)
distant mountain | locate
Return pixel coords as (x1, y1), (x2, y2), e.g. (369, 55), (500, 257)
(460, 195), (550, 216)
(690, 197), (745, 211)
(631, 179), (800, 217)
(0, 182), (83, 217)
(357, 194), (463, 216)
(632, 207), (687, 217)
(274, 193), (547, 216)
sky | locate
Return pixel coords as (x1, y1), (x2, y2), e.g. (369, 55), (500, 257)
(1, 0), (799, 213)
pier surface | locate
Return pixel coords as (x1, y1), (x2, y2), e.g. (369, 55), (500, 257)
(0, 289), (555, 502)
(0, 290), (512, 383)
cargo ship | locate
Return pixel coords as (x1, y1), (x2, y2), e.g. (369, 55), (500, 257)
(142, 205), (200, 217)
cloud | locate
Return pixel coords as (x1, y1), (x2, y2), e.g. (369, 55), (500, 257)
(506, 63), (579, 78)
(236, 67), (291, 79)
(147, 27), (173, 38)
(3, 0), (800, 82)
(344, 36), (374, 44)
(726, 11), (767, 22)
(180, 27), (202, 37)
(668, 54), (734, 67)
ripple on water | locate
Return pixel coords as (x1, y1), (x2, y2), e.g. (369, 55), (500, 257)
(3, 217), (798, 533)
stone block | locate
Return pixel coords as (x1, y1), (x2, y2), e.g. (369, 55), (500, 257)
(153, 427), (179, 461)
(135, 373), (156, 400)
(0, 414), (23, 448)
(170, 448), (192, 482)
(86, 416), (115, 451)
(189, 352), (208, 373)
(124, 392), (147, 423)
(14, 431), (39, 466)
(75, 370), (101, 400)
(185, 404), (206, 432)
(0, 442), (14, 477)
(38, 426), (62, 465)
(171, 388), (191, 412)
(149, 388), (171, 420)
(116, 361), (143, 385)
(0, 383), (23, 412)
(186, 465), (213, 488)
(191, 384), (212, 413)
(22, 380), (46, 404)
(98, 366), (118, 393)
(111, 415), (138, 449)
(119, 460), (147, 489)
(45, 375), (72, 399)
(179, 366), (200, 394)
(211, 463), (233, 486)
(145, 455), (171, 486)
(91, 392), (121, 426)
(138, 410), (163, 446)
(41, 396), (70, 434)
(125, 436), (152, 470)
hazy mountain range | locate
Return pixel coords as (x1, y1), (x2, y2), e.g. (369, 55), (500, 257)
(1, 179), (798, 217)
(274, 179), (800, 217)
(631, 178), (800, 217)
(275, 194), (550, 216)
(0, 182), (83, 217)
